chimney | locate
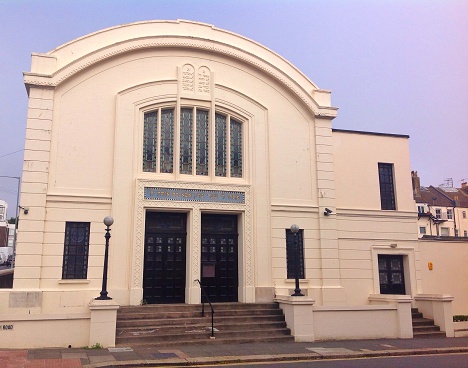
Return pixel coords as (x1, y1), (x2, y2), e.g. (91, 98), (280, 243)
(462, 182), (467, 188)
(411, 171), (421, 197)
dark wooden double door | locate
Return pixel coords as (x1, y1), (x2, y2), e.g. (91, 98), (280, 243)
(143, 212), (238, 304)
(378, 254), (406, 295)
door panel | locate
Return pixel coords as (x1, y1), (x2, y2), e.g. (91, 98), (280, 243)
(379, 254), (406, 295)
(201, 214), (238, 302)
(143, 212), (186, 304)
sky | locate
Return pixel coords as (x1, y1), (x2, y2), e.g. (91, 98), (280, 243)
(0, 0), (467, 217)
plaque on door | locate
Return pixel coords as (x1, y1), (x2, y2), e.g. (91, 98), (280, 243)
(202, 262), (216, 278)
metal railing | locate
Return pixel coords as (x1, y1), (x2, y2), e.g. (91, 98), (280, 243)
(194, 279), (215, 338)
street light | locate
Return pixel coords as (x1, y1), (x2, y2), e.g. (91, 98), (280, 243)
(96, 216), (114, 300)
(290, 224), (304, 296)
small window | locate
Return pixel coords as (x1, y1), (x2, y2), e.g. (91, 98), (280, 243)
(440, 227), (450, 236)
(464, 230), (467, 237)
(447, 209), (453, 220)
(455, 229), (459, 237)
(62, 222), (90, 279)
(285, 229), (304, 279)
(463, 211), (467, 219)
(435, 209), (441, 219)
(378, 163), (396, 210)
(419, 226), (426, 235)
(417, 205), (425, 214)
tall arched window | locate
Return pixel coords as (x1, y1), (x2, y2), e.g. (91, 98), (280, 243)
(143, 106), (243, 178)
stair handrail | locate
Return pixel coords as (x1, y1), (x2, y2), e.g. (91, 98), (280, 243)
(194, 279), (215, 338)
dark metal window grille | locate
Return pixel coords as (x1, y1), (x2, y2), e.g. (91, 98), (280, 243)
(196, 109), (209, 176)
(215, 113), (227, 177)
(378, 163), (396, 210)
(286, 229), (304, 279)
(62, 222), (90, 279)
(230, 119), (242, 177)
(179, 108), (193, 174)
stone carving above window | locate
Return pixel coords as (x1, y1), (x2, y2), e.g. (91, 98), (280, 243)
(182, 64), (195, 92)
(198, 66), (210, 94)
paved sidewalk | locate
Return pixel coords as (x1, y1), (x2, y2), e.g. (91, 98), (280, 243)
(1, 337), (468, 367)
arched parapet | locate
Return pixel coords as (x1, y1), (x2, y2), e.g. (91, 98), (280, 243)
(23, 19), (337, 118)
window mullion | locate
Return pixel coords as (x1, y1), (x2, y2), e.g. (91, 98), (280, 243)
(156, 108), (161, 173)
(226, 115), (231, 178)
(192, 107), (196, 175)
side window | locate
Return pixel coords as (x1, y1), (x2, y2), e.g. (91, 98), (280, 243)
(419, 226), (426, 235)
(447, 209), (453, 219)
(62, 222), (90, 279)
(378, 163), (396, 210)
(285, 229), (304, 279)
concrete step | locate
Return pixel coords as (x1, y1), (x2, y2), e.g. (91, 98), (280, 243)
(412, 318), (436, 327)
(116, 302), (291, 346)
(413, 330), (446, 338)
(118, 302), (279, 314)
(117, 314), (286, 328)
(117, 308), (284, 320)
(115, 334), (295, 347)
(117, 320), (288, 336)
(411, 308), (445, 338)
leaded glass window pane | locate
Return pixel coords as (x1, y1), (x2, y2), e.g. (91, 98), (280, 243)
(196, 109), (209, 175)
(378, 163), (396, 210)
(285, 229), (305, 279)
(143, 111), (157, 172)
(230, 119), (242, 177)
(179, 108), (193, 174)
(62, 222), (90, 279)
(160, 108), (174, 173)
(215, 113), (227, 177)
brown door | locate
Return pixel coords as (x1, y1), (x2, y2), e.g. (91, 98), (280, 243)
(201, 214), (238, 302)
(143, 212), (186, 304)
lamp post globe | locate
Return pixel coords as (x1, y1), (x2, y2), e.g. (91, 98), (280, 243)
(104, 216), (114, 227)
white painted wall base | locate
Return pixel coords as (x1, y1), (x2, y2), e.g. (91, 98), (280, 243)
(415, 294), (454, 337)
(276, 295), (315, 342)
(89, 299), (120, 347)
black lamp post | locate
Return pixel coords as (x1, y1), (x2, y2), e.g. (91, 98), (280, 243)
(96, 216), (114, 300)
(290, 224), (304, 296)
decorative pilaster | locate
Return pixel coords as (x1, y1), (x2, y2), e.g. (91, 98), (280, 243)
(314, 117), (345, 305)
(14, 86), (54, 289)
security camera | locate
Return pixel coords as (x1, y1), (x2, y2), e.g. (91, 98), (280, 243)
(324, 208), (332, 216)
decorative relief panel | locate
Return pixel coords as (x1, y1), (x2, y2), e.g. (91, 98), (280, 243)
(133, 180), (252, 290)
(182, 64), (195, 92)
(197, 66), (210, 94)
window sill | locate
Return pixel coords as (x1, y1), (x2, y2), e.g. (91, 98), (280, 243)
(58, 279), (90, 284)
(284, 279), (309, 284)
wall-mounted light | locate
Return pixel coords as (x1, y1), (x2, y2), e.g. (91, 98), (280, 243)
(324, 208), (333, 216)
(19, 206), (28, 215)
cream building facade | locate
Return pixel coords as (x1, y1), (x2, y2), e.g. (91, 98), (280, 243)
(0, 20), (457, 348)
